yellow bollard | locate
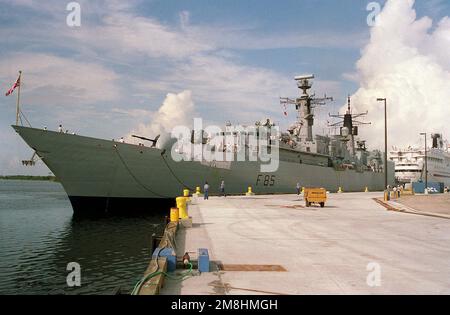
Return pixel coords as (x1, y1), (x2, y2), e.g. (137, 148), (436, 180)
(183, 189), (191, 204)
(365, 187), (369, 192)
(195, 186), (201, 195)
(246, 186), (254, 196)
(176, 196), (188, 219)
(301, 187), (305, 194)
(170, 207), (179, 222)
(384, 191), (389, 201)
(338, 186), (343, 193)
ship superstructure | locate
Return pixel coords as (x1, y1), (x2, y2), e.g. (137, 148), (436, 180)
(390, 134), (450, 186)
(279, 76), (384, 174)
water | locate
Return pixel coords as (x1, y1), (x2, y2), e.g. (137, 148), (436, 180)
(0, 180), (165, 295)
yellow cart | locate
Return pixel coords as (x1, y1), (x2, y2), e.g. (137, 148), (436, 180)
(304, 187), (327, 208)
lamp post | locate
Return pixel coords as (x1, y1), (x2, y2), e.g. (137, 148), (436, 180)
(377, 98), (388, 189)
(420, 132), (428, 193)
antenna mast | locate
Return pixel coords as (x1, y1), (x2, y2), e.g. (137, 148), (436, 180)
(328, 96), (370, 155)
(280, 74), (333, 142)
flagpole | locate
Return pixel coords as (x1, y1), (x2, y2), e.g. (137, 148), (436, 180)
(16, 70), (22, 125)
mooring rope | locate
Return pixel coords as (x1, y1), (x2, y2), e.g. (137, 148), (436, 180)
(113, 145), (170, 198)
(160, 152), (194, 191)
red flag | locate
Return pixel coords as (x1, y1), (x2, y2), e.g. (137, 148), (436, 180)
(5, 75), (20, 96)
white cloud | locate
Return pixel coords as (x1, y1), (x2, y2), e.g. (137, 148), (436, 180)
(69, 11), (214, 60)
(131, 53), (316, 125)
(344, 0), (450, 150)
(190, 27), (368, 51)
(128, 90), (195, 148)
(342, 71), (360, 82)
(0, 53), (121, 106)
(1, 0), (348, 120)
(111, 108), (153, 118)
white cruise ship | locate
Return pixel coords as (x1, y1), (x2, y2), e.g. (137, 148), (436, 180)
(390, 134), (450, 186)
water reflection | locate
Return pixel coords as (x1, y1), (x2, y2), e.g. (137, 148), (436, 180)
(0, 180), (167, 295)
(50, 213), (166, 295)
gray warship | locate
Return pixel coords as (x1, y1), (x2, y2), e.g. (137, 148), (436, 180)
(13, 75), (394, 214)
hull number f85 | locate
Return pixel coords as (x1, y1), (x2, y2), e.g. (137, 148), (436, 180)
(256, 174), (275, 186)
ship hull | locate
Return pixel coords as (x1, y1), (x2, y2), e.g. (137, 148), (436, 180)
(13, 125), (394, 214)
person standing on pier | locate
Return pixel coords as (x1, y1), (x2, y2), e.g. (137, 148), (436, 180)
(204, 181), (209, 200)
(220, 180), (226, 197)
(296, 182), (301, 195)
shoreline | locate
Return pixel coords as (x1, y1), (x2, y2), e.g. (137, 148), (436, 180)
(0, 175), (57, 181)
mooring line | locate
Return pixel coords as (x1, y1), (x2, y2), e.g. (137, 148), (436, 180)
(160, 152), (194, 191)
(113, 145), (170, 198)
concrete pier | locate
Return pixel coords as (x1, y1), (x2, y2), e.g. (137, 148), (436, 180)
(392, 194), (450, 218)
(160, 192), (450, 295)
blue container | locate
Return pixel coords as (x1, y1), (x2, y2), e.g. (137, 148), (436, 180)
(198, 248), (210, 272)
(413, 181), (444, 193)
(412, 182), (425, 193)
(152, 248), (177, 272)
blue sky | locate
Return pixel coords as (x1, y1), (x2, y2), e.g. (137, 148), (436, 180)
(0, 0), (449, 175)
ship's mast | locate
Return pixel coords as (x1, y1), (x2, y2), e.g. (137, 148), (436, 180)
(280, 75), (333, 142)
(329, 96), (370, 156)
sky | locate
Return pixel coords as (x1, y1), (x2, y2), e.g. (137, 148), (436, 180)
(0, 0), (449, 175)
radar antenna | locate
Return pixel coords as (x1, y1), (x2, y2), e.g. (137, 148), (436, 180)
(328, 96), (370, 155)
(280, 75), (333, 142)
